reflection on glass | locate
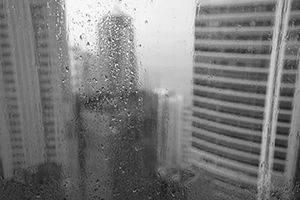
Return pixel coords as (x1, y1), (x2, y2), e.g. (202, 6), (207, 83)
(0, 0), (299, 199)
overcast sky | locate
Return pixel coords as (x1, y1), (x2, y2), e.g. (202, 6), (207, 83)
(66, 0), (196, 99)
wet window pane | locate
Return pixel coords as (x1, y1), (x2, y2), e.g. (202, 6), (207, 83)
(0, 0), (300, 199)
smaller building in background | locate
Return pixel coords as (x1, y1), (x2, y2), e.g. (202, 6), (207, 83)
(70, 47), (99, 95)
(180, 105), (192, 169)
(155, 88), (191, 174)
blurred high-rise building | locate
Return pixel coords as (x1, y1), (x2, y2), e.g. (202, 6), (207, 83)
(179, 104), (192, 169)
(191, 0), (300, 197)
(69, 46), (84, 93)
(71, 47), (98, 94)
(83, 5), (138, 98)
(76, 89), (159, 200)
(75, 5), (155, 199)
(156, 89), (185, 171)
(0, 0), (70, 179)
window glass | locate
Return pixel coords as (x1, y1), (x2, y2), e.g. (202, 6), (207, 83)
(0, 0), (299, 199)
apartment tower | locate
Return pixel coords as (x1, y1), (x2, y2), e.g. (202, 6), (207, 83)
(191, 0), (300, 197)
(0, 0), (69, 178)
(156, 88), (185, 170)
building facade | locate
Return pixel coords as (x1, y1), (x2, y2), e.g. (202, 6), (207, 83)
(0, 0), (69, 178)
(191, 0), (300, 197)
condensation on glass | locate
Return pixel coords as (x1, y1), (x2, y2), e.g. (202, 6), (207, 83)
(0, 0), (299, 200)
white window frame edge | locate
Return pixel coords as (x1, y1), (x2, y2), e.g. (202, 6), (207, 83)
(258, 0), (292, 200)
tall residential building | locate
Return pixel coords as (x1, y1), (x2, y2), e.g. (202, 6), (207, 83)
(156, 88), (184, 170)
(0, 0), (69, 178)
(83, 5), (138, 98)
(191, 0), (300, 196)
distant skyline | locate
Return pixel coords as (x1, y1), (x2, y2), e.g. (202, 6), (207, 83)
(66, 0), (196, 99)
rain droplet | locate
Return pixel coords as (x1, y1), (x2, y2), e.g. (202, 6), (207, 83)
(92, 77), (98, 83)
(171, 192), (175, 197)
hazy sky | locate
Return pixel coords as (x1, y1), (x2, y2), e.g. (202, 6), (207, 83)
(66, 0), (196, 98)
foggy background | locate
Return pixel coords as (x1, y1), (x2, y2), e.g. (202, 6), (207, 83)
(66, 0), (196, 99)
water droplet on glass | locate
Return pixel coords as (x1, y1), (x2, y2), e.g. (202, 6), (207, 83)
(92, 77), (98, 83)
(171, 192), (176, 197)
